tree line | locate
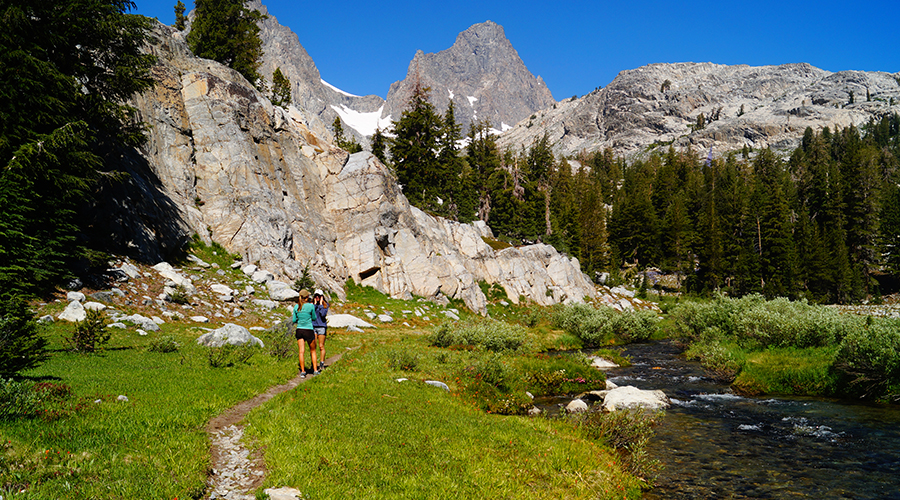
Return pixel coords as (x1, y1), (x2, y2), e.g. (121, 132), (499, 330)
(383, 82), (900, 303)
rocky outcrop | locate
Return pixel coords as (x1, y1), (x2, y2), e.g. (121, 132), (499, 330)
(499, 62), (900, 159)
(112, 22), (596, 314)
(384, 21), (556, 133)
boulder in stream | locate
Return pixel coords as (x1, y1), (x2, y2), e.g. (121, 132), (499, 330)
(602, 385), (669, 412)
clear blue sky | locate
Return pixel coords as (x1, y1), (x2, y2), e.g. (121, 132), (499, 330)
(135, 0), (900, 101)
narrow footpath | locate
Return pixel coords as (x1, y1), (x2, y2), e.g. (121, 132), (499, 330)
(205, 352), (345, 500)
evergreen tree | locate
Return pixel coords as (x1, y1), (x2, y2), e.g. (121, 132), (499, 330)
(371, 127), (389, 165)
(390, 83), (443, 210)
(465, 121), (503, 223)
(332, 117), (362, 153)
(187, 0), (266, 86)
(438, 101), (466, 219)
(174, 0), (186, 30)
(271, 67), (291, 107)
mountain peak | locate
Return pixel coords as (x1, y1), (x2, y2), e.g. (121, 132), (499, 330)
(385, 21), (555, 133)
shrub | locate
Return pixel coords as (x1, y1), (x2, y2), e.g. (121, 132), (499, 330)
(65, 308), (110, 353)
(683, 339), (744, 382)
(0, 378), (41, 419)
(834, 319), (900, 400)
(473, 352), (508, 389)
(207, 344), (256, 367)
(574, 408), (663, 484)
(0, 297), (47, 376)
(486, 392), (533, 415)
(386, 349), (420, 371)
(428, 319), (527, 352)
(260, 320), (295, 359)
(168, 284), (189, 305)
(551, 303), (659, 346)
(147, 335), (180, 353)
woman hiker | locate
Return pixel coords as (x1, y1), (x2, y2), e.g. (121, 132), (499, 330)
(313, 289), (329, 371)
(292, 289), (319, 377)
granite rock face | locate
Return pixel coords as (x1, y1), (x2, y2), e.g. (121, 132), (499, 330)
(499, 62), (900, 159)
(111, 22), (596, 314)
(384, 20), (556, 133)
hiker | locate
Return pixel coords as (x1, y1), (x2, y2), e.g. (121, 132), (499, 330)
(292, 289), (319, 377)
(313, 289), (329, 371)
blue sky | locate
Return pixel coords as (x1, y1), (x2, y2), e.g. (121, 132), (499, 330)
(135, 0), (899, 101)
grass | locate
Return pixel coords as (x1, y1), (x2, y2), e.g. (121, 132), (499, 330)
(0, 320), (353, 499)
(734, 346), (840, 396)
(246, 335), (642, 499)
(3, 256), (650, 498)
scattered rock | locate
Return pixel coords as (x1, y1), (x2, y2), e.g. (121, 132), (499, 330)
(590, 357), (620, 370)
(67, 291), (86, 303)
(377, 314), (393, 323)
(83, 301), (107, 312)
(191, 316), (210, 323)
(267, 280), (298, 301)
(117, 395), (129, 402)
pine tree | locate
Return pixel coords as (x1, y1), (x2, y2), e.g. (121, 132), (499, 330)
(271, 67), (291, 107)
(465, 121), (503, 223)
(174, 0), (186, 30)
(438, 101), (466, 219)
(188, 0), (266, 86)
(332, 117), (362, 153)
(390, 82), (443, 210)
(371, 127), (389, 165)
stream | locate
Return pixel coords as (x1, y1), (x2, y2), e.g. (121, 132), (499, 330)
(586, 341), (900, 499)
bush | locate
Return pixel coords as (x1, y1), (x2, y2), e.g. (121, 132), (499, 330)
(168, 284), (189, 305)
(574, 408), (663, 484)
(428, 319), (527, 352)
(0, 296), (47, 376)
(65, 308), (110, 353)
(260, 320), (295, 359)
(0, 378), (41, 419)
(473, 352), (508, 389)
(551, 303), (659, 346)
(683, 339), (744, 382)
(386, 349), (420, 371)
(834, 319), (900, 400)
(147, 335), (180, 353)
(207, 344), (256, 367)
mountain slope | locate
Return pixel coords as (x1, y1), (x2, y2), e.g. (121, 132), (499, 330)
(499, 62), (900, 158)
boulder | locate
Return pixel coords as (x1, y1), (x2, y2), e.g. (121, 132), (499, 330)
(252, 299), (279, 310)
(327, 314), (375, 329)
(267, 280), (299, 301)
(211, 284), (234, 295)
(151, 262), (196, 294)
(196, 323), (264, 348)
(425, 380), (450, 391)
(566, 399), (590, 413)
(57, 301), (86, 322)
(252, 270), (275, 284)
(83, 301), (107, 312)
(117, 262), (141, 279)
(67, 291), (86, 303)
(264, 487), (305, 500)
(590, 357), (620, 370)
(121, 314), (160, 332)
(601, 386), (670, 412)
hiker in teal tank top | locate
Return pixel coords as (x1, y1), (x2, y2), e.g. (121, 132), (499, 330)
(292, 289), (318, 377)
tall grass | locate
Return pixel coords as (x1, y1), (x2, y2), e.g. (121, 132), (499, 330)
(0, 322), (304, 499)
(245, 342), (642, 499)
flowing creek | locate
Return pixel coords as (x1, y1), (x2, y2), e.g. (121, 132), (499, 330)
(545, 341), (900, 499)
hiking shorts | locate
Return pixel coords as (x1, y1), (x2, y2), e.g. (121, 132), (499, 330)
(295, 328), (315, 343)
(314, 326), (327, 337)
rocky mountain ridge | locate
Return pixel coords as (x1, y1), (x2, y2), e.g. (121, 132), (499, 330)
(498, 62), (900, 159)
(245, 3), (553, 141)
(108, 21), (597, 314)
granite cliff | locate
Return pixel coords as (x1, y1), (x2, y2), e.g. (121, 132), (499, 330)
(104, 22), (595, 314)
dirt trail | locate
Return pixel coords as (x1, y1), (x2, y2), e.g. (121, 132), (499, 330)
(204, 352), (344, 499)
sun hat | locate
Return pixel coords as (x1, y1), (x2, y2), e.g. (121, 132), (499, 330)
(314, 288), (324, 296)
(299, 289), (310, 298)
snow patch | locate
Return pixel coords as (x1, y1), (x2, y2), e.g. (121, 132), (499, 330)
(330, 104), (392, 137)
(467, 95), (478, 106)
(321, 79), (360, 98)
(448, 89), (455, 99)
